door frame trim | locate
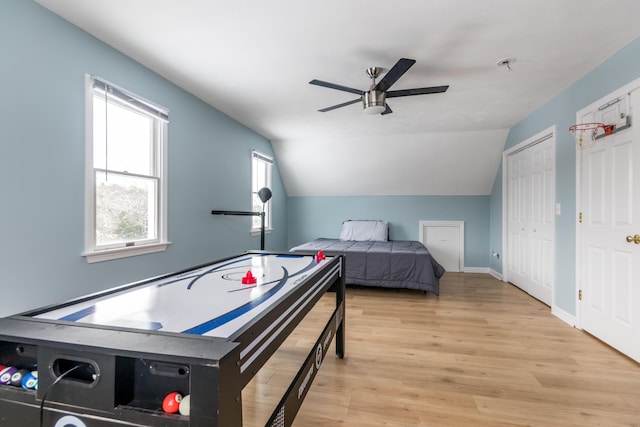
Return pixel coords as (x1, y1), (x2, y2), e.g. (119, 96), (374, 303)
(502, 125), (556, 305)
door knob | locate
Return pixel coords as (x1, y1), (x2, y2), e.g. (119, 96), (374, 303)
(626, 234), (640, 244)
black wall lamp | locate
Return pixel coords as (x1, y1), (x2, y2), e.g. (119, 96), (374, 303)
(211, 187), (272, 250)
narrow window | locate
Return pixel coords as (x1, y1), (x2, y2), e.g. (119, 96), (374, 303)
(251, 150), (273, 233)
(84, 75), (169, 262)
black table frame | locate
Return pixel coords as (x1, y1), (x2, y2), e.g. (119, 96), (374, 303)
(0, 251), (345, 427)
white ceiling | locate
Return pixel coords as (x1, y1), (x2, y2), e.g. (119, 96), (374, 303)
(36, 0), (640, 196)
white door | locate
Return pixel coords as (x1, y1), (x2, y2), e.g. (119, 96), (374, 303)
(579, 85), (640, 362)
(425, 226), (460, 272)
(419, 221), (463, 272)
(527, 140), (555, 304)
(507, 148), (531, 291)
(506, 135), (555, 305)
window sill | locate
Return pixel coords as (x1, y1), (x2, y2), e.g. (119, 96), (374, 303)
(250, 228), (273, 237)
(83, 242), (171, 264)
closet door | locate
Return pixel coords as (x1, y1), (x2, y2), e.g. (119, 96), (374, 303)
(507, 148), (531, 292)
(527, 140), (554, 304)
(507, 136), (555, 306)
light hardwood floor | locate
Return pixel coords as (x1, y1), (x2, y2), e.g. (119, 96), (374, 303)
(243, 272), (640, 426)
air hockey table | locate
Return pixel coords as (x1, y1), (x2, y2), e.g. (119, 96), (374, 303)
(0, 251), (345, 427)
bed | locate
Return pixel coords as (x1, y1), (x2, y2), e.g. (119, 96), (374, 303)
(290, 220), (445, 294)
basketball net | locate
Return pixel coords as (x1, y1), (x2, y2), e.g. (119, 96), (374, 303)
(569, 123), (612, 148)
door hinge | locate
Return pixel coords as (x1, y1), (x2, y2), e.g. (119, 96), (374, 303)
(579, 290), (583, 300)
(579, 212), (583, 223)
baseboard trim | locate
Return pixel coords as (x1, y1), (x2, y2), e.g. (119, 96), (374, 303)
(552, 305), (577, 327)
(462, 267), (490, 274)
(488, 269), (503, 281)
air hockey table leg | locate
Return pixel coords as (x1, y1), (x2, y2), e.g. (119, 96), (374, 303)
(335, 268), (346, 358)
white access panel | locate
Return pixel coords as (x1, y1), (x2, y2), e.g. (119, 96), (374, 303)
(419, 221), (464, 272)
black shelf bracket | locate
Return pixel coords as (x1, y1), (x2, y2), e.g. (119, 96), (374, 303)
(211, 210), (267, 250)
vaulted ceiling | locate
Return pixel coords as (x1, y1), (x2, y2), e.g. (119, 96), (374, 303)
(36, 0), (640, 196)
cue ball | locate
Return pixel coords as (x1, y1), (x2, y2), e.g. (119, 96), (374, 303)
(162, 391), (182, 413)
(22, 371), (38, 390)
(10, 369), (29, 387)
(179, 394), (191, 416)
(0, 366), (17, 385)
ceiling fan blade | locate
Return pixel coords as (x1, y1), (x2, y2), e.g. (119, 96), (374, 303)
(374, 58), (416, 92)
(309, 79), (364, 95)
(318, 98), (362, 112)
(386, 85), (449, 98)
(381, 104), (393, 115)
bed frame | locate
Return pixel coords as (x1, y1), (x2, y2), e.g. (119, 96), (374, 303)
(290, 221), (444, 294)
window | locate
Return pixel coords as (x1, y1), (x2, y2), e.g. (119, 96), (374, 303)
(84, 75), (169, 263)
(251, 150), (273, 233)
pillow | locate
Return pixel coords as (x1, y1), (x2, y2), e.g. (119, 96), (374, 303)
(339, 220), (389, 242)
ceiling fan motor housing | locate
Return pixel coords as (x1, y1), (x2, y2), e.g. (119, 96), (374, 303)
(363, 90), (386, 112)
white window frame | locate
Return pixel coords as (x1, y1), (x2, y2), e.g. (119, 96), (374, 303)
(83, 74), (170, 263)
(251, 150), (273, 234)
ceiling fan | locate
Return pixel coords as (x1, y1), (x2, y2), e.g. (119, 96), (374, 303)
(309, 58), (449, 115)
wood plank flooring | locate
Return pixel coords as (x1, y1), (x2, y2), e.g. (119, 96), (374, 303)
(243, 272), (640, 426)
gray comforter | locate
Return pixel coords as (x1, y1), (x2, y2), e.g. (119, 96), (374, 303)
(290, 238), (445, 294)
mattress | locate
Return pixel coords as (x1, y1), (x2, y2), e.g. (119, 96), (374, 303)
(290, 238), (444, 294)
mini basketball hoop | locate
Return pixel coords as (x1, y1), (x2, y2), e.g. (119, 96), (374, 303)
(568, 122), (614, 147)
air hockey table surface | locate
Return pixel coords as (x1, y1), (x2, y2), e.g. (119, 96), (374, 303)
(0, 251), (346, 427)
(34, 252), (330, 338)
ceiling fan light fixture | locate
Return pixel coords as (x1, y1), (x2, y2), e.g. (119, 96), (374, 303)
(311, 58), (449, 115)
(363, 90), (386, 114)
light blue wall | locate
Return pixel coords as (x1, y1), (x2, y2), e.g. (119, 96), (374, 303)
(0, 0), (287, 317)
(489, 36), (640, 315)
(6, 1), (640, 320)
(288, 196), (490, 268)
